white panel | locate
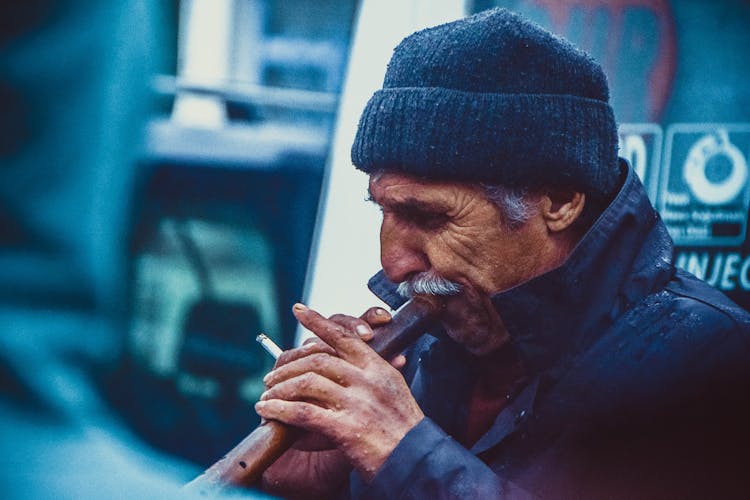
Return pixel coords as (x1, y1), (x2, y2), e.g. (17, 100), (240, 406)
(172, 0), (234, 127)
(297, 0), (466, 343)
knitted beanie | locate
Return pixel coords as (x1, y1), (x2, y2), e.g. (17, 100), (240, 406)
(351, 8), (620, 200)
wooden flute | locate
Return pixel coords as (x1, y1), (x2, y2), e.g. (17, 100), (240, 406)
(184, 296), (440, 495)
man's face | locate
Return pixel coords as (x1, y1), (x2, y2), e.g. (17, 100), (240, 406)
(368, 172), (553, 355)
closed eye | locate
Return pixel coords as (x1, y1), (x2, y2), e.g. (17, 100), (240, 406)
(367, 190), (451, 230)
(393, 206), (450, 231)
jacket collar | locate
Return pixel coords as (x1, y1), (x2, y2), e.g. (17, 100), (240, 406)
(368, 160), (675, 374)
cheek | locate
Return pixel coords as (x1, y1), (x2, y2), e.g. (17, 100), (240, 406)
(422, 235), (472, 278)
(424, 227), (511, 290)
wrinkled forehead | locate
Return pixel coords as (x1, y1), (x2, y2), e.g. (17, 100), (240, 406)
(367, 170), (485, 208)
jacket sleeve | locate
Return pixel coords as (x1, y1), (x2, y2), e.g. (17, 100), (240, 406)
(349, 418), (534, 500)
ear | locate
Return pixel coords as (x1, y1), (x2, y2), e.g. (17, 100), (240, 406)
(540, 190), (585, 233)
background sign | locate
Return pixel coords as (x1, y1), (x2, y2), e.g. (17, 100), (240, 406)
(660, 124), (750, 246)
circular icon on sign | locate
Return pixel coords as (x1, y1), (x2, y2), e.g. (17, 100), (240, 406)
(683, 130), (747, 205)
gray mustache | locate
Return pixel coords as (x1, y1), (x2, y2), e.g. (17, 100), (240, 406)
(397, 271), (462, 298)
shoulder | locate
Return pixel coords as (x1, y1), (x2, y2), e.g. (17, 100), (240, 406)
(542, 273), (750, 495)
(621, 268), (750, 371)
(515, 273), (750, 497)
(615, 269), (750, 365)
(558, 273), (750, 421)
(664, 268), (750, 332)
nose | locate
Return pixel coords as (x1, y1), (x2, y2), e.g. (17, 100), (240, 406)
(379, 215), (430, 283)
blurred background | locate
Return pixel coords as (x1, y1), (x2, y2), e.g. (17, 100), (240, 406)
(1, 0), (749, 497)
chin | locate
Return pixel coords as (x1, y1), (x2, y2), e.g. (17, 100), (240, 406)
(463, 342), (498, 357)
(444, 328), (495, 356)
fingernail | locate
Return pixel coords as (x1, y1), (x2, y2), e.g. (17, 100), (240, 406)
(255, 401), (266, 411)
(259, 391), (268, 401)
(293, 303), (308, 312)
(356, 324), (372, 336)
(375, 308), (388, 316)
(262, 372), (272, 384)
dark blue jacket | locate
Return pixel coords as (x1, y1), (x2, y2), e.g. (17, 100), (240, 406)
(350, 162), (750, 499)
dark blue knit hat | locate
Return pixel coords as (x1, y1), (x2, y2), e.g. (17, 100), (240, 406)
(351, 8), (620, 200)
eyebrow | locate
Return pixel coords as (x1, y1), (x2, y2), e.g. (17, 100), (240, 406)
(366, 187), (448, 213)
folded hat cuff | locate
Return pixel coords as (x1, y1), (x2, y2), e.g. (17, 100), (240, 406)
(351, 87), (619, 198)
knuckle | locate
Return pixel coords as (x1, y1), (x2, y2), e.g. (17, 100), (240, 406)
(263, 388), (278, 401)
(360, 368), (376, 386)
(310, 353), (328, 370)
(277, 345), (305, 365)
(331, 324), (347, 335)
(338, 391), (354, 408)
(295, 404), (311, 422)
(300, 371), (316, 388)
(276, 351), (292, 366)
(329, 314), (361, 333)
(362, 363), (386, 384)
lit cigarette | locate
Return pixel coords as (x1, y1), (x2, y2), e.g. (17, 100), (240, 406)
(256, 333), (283, 359)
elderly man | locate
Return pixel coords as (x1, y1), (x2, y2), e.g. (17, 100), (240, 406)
(254, 8), (750, 499)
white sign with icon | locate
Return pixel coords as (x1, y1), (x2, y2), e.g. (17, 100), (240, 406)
(659, 124), (750, 246)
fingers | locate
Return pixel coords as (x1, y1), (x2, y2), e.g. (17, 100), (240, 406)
(328, 313), (375, 342)
(390, 354), (406, 370)
(360, 307), (392, 327)
(261, 371), (348, 410)
(255, 399), (335, 436)
(264, 352), (361, 389)
(275, 339), (335, 369)
(293, 304), (372, 363)
(290, 304), (405, 371)
(358, 307), (406, 369)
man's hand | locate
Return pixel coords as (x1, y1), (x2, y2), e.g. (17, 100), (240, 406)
(260, 307), (401, 498)
(256, 304), (424, 482)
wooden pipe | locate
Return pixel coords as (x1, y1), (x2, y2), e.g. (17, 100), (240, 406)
(184, 297), (440, 495)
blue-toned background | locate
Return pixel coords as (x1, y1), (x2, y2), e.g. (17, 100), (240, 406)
(1, 0), (748, 496)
